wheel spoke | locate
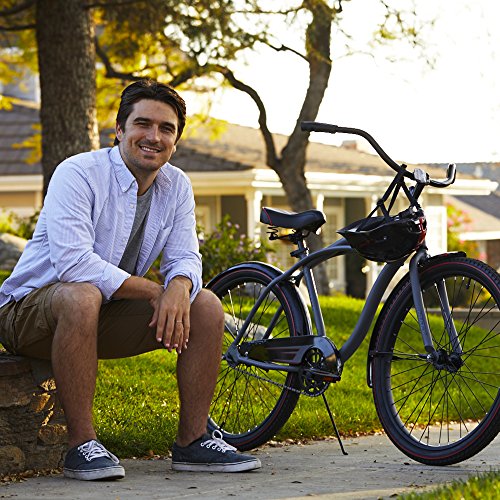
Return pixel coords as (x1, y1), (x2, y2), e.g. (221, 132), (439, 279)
(207, 270), (301, 449)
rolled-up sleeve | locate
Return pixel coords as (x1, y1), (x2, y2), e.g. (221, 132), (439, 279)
(44, 162), (130, 300)
(160, 181), (202, 302)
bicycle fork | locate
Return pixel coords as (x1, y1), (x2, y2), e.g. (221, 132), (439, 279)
(409, 247), (463, 368)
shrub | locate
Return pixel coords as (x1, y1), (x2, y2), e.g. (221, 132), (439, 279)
(145, 215), (275, 285)
(198, 215), (274, 283)
(0, 270), (10, 285)
(0, 209), (39, 240)
(446, 203), (480, 258)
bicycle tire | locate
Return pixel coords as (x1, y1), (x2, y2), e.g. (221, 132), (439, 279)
(206, 265), (308, 450)
(372, 256), (500, 465)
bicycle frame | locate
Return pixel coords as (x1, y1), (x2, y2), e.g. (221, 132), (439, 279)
(225, 233), (464, 376)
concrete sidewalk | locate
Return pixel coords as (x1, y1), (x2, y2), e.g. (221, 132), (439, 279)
(1, 433), (499, 500)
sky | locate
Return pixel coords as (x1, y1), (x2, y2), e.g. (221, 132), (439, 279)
(187, 0), (500, 165)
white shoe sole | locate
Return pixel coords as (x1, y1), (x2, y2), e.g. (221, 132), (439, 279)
(63, 465), (125, 481)
(172, 458), (261, 472)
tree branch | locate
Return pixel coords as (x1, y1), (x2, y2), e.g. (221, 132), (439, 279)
(0, 23), (35, 31)
(0, 0), (35, 17)
(169, 67), (204, 88)
(266, 42), (309, 62)
(215, 65), (278, 169)
(84, 0), (146, 9)
(94, 36), (143, 81)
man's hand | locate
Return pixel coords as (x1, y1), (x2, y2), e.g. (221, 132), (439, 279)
(149, 276), (192, 354)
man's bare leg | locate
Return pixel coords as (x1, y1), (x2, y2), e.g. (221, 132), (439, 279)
(175, 289), (224, 446)
(50, 283), (102, 448)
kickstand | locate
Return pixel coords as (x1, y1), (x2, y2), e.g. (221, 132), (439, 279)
(322, 393), (348, 455)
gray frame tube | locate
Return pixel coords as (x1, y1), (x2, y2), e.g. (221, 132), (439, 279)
(339, 261), (404, 362)
(236, 240), (353, 343)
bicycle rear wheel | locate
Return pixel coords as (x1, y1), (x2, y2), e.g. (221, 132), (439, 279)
(206, 265), (307, 450)
(372, 257), (500, 465)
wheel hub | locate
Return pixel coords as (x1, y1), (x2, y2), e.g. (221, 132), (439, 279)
(429, 348), (464, 372)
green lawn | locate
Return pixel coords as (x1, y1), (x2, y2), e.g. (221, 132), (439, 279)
(399, 470), (500, 499)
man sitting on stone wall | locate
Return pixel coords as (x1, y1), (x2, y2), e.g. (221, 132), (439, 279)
(0, 79), (261, 480)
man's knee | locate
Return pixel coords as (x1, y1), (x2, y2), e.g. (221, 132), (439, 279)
(191, 289), (224, 330)
(51, 283), (102, 320)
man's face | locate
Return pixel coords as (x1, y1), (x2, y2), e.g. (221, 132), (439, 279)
(116, 98), (179, 177)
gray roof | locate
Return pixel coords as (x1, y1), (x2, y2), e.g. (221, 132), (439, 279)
(454, 193), (500, 220)
(0, 102), (41, 175)
(446, 194), (500, 233)
(173, 123), (449, 178)
(430, 162), (500, 194)
(0, 101), (486, 181)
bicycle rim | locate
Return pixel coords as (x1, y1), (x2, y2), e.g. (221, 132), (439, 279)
(207, 268), (302, 450)
(373, 258), (500, 465)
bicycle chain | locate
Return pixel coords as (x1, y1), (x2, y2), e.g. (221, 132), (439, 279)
(230, 363), (323, 397)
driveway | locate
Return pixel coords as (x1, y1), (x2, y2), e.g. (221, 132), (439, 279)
(1, 433), (498, 499)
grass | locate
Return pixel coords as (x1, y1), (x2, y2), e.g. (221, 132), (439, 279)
(0, 270), (10, 285)
(94, 294), (380, 457)
(399, 470), (500, 499)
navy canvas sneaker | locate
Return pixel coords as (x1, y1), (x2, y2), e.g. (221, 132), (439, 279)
(63, 439), (125, 480)
(172, 430), (261, 472)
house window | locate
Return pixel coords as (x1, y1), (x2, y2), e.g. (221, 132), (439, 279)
(195, 205), (211, 235)
(194, 195), (219, 233)
(322, 203), (345, 292)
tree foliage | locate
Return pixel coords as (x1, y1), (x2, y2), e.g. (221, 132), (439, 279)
(0, 0), (431, 293)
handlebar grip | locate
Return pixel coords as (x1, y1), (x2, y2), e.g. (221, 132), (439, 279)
(301, 121), (340, 134)
(429, 163), (456, 187)
(446, 163), (457, 182)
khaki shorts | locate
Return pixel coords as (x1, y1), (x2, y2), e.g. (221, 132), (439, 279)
(0, 283), (160, 360)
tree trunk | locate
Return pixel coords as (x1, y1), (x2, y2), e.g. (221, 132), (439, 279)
(276, 0), (333, 295)
(36, 0), (99, 196)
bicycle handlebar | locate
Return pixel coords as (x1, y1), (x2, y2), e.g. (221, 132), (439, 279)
(301, 121), (456, 188)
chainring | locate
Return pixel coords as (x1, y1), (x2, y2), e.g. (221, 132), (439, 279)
(298, 348), (331, 396)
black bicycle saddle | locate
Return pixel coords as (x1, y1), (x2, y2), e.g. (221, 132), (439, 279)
(260, 207), (326, 233)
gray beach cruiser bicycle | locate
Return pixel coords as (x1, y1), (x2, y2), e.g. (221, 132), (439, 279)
(205, 122), (500, 466)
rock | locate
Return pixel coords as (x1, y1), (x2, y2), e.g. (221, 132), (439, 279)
(0, 353), (67, 476)
(0, 233), (26, 271)
(38, 424), (68, 446)
(0, 445), (26, 474)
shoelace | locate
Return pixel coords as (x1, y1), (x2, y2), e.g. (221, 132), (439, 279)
(78, 440), (120, 464)
(200, 430), (237, 453)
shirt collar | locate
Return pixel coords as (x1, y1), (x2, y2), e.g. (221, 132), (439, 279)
(109, 145), (173, 193)
(110, 146), (137, 193)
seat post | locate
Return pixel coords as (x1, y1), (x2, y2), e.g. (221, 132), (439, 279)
(289, 231), (309, 260)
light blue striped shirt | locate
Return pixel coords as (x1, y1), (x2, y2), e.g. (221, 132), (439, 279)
(0, 147), (202, 307)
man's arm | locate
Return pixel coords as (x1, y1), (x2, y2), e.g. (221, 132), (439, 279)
(44, 160), (130, 300)
(160, 176), (202, 303)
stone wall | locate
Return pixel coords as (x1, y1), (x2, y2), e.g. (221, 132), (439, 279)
(0, 233), (26, 271)
(0, 352), (67, 476)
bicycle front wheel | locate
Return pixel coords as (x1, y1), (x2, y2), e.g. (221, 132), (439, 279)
(372, 257), (500, 465)
(206, 265), (308, 450)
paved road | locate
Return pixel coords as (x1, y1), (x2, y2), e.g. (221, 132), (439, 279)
(1, 433), (498, 500)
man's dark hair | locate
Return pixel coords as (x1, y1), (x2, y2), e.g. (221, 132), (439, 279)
(114, 79), (186, 146)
